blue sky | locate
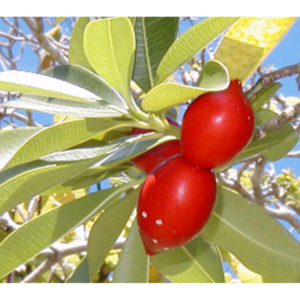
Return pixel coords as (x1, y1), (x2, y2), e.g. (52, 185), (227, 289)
(1, 17), (299, 177)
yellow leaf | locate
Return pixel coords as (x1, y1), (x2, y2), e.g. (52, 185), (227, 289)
(215, 17), (296, 83)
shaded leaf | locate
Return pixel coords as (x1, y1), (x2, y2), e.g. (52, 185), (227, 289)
(113, 220), (149, 283)
(201, 186), (300, 283)
(250, 82), (282, 112)
(0, 185), (126, 279)
(0, 158), (102, 215)
(87, 188), (140, 282)
(2, 95), (122, 118)
(133, 17), (179, 92)
(2, 118), (124, 170)
(66, 257), (89, 283)
(43, 65), (128, 110)
(215, 17), (296, 83)
(151, 235), (224, 283)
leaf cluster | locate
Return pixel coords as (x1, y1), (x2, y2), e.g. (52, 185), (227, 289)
(0, 17), (299, 283)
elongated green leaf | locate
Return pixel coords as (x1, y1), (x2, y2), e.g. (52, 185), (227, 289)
(66, 257), (89, 283)
(113, 220), (149, 283)
(87, 188), (140, 282)
(0, 185), (127, 279)
(155, 17), (239, 85)
(142, 60), (229, 112)
(2, 119), (124, 170)
(101, 133), (176, 167)
(241, 109), (297, 162)
(0, 158), (102, 215)
(0, 127), (41, 171)
(40, 144), (120, 162)
(217, 109), (299, 172)
(151, 236), (224, 283)
(0, 71), (101, 103)
(43, 65), (128, 111)
(254, 109), (299, 161)
(55, 17), (67, 24)
(250, 82), (282, 112)
(133, 17), (179, 93)
(84, 17), (135, 101)
(202, 186), (300, 283)
(44, 165), (130, 194)
(69, 17), (93, 71)
(2, 95), (122, 118)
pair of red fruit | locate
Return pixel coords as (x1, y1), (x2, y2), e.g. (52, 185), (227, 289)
(131, 80), (255, 255)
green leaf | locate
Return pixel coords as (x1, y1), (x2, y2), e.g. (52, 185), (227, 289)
(44, 164), (130, 194)
(0, 185), (126, 279)
(43, 65), (128, 111)
(84, 17), (135, 101)
(242, 109), (298, 162)
(66, 257), (89, 283)
(217, 109), (299, 172)
(151, 236), (224, 283)
(101, 133), (175, 167)
(1, 118), (124, 170)
(87, 188), (140, 282)
(201, 186), (300, 283)
(0, 158), (102, 215)
(0, 127), (41, 170)
(133, 17), (179, 92)
(0, 71), (101, 103)
(250, 83), (282, 112)
(2, 95), (122, 118)
(155, 17), (240, 85)
(69, 17), (93, 71)
(113, 220), (149, 283)
(55, 17), (67, 24)
(40, 144), (120, 163)
(142, 60), (229, 112)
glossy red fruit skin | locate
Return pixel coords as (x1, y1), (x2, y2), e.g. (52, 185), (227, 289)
(181, 80), (255, 170)
(130, 116), (181, 174)
(137, 154), (217, 256)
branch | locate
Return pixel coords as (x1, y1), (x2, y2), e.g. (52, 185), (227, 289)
(21, 236), (126, 283)
(247, 62), (300, 102)
(22, 17), (68, 65)
(21, 240), (87, 283)
(252, 102), (300, 140)
(265, 203), (300, 236)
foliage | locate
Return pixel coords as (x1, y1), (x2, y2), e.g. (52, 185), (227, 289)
(0, 16), (299, 283)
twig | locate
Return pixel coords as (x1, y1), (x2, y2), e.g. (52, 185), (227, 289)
(22, 17), (68, 65)
(251, 157), (267, 206)
(287, 150), (300, 158)
(253, 102), (300, 140)
(247, 62), (300, 102)
(21, 241), (87, 283)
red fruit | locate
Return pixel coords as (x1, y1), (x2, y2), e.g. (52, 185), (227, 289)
(137, 154), (216, 255)
(130, 116), (181, 173)
(181, 80), (255, 170)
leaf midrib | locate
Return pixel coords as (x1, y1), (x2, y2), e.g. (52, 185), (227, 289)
(213, 211), (300, 262)
(181, 246), (215, 283)
(107, 19), (128, 101)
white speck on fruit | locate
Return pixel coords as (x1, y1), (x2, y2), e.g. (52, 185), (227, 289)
(142, 211), (147, 218)
(156, 219), (163, 225)
(152, 239), (158, 244)
(247, 116), (251, 120)
(163, 247), (169, 251)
